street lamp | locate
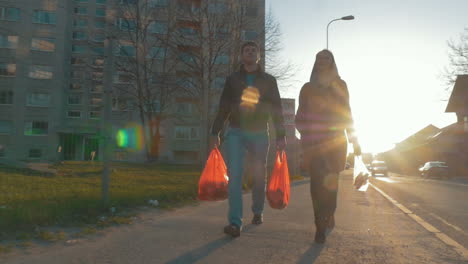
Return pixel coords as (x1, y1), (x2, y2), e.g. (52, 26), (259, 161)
(326, 15), (355, 49)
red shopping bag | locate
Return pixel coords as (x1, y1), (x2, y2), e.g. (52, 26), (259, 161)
(267, 151), (290, 209)
(198, 148), (229, 201)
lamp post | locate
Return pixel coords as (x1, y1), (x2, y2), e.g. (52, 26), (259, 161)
(326, 15), (355, 49)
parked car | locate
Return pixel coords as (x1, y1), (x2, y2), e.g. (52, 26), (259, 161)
(370, 160), (388, 176)
(419, 161), (449, 178)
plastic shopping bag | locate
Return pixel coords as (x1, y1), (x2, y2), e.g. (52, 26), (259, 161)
(353, 156), (370, 191)
(198, 148), (229, 201)
(267, 151), (291, 209)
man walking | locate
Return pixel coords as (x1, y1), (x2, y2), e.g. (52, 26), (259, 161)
(210, 41), (286, 237)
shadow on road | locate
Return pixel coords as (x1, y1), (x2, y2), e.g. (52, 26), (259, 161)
(296, 243), (325, 264)
(164, 236), (232, 264)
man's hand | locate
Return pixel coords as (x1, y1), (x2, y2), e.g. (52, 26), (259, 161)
(276, 136), (286, 152)
(209, 134), (220, 150)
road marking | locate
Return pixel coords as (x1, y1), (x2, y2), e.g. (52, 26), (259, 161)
(428, 212), (467, 234)
(373, 177), (399, 183)
(370, 183), (468, 260)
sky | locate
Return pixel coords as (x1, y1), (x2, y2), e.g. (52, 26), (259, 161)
(266, 0), (467, 153)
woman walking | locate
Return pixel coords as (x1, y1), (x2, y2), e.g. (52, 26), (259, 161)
(295, 49), (361, 243)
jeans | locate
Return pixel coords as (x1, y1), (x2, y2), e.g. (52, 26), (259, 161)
(224, 127), (269, 227)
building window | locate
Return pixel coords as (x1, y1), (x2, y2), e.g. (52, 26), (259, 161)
(33, 11), (56, 24)
(179, 52), (196, 64)
(0, 7), (20, 21)
(150, 0), (168, 7)
(31, 37), (55, 52)
(67, 110), (81, 118)
(71, 57), (86, 65)
(73, 18), (88, 28)
(91, 46), (104, 55)
(72, 31), (88, 40)
(0, 120), (13, 134)
(70, 83), (82, 90)
(117, 43), (136, 56)
(96, 0), (107, 5)
(243, 30), (258, 41)
(72, 45), (87, 53)
(95, 20), (105, 29)
(177, 77), (195, 89)
(28, 148), (42, 158)
(90, 95), (102, 105)
(216, 28), (228, 39)
(0, 91), (13, 104)
(178, 27), (197, 36)
(95, 8), (106, 17)
(114, 72), (133, 83)
(93, 34), (105, 42)
(73, 7), (87, 15)
(92, 71), (103, 80)
(90, 84), (103, 93)
(24, 121), (48, 136)
(71, 70), (86, 79)
(214, 54), (229, 65)
(0, 63), (16, 77)
(149, 21), (167, 34)
(174, 126), (199, 140)
(0, 35), (18, 49)
(208, 3), (226, 13)
(175, 102), (193, 115)
(89, 111), (100, 119)
(29, 65), (53, 79)
(68, 94), (82, 105)
(148, 47), (166, 59)
(244, 7), (258, 17)
(117, 18), (136, 31)
(212, 77), (225, 90)
(27, 92), (50, 107)
(0, 146), (4, 157)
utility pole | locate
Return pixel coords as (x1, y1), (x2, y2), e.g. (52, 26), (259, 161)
(101, 35), (114, 204)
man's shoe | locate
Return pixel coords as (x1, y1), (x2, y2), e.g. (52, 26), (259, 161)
(314, 230), (326, 243)
(251, 214), (263, 225)
(327, 215), (335, 229)
(223, 224), (241, 237)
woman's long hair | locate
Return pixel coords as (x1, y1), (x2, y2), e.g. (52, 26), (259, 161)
(309, 49), (340, 88)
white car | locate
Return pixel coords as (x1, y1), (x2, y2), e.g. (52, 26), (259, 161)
(419, 161), (449, 178)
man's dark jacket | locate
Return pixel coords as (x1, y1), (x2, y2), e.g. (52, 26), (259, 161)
(211, 65), (286, 139)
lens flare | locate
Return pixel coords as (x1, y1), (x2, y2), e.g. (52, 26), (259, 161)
(115, 124), (145, 151)
(240, 86), (260, 112)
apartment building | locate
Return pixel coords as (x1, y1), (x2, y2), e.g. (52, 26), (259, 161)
(0, 0), (266, 164)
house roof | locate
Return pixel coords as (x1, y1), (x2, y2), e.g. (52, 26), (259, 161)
(446, 75), (468, 114)
(398, 124), (440, 146)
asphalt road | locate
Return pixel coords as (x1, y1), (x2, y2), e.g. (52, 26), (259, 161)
(370, 173), (468, 249)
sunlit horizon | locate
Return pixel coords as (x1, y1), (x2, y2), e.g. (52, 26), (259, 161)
(268, 0), (463, 154)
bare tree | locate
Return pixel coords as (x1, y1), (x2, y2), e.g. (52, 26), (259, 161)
(109, 0), (182, 161)
(442, 27), (468, 94)
(168, 1), (251, 162)
(263, 7), (298, 91)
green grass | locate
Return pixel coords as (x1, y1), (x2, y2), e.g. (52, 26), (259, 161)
(0, 162), (201, 239)
(0, 161), (303, 241)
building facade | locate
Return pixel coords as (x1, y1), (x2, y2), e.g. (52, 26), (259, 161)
(0, 0), (267, 164)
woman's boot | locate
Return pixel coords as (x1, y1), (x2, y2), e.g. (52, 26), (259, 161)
(327, 214), (335, 229)
(314, 217), (327, 243)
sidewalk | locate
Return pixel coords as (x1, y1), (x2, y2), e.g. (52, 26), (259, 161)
(2, 171), (465, 264)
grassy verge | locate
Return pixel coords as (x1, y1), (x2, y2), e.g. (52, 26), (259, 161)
(0, 161), (303, 242)
(0, 161), (201, 240)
